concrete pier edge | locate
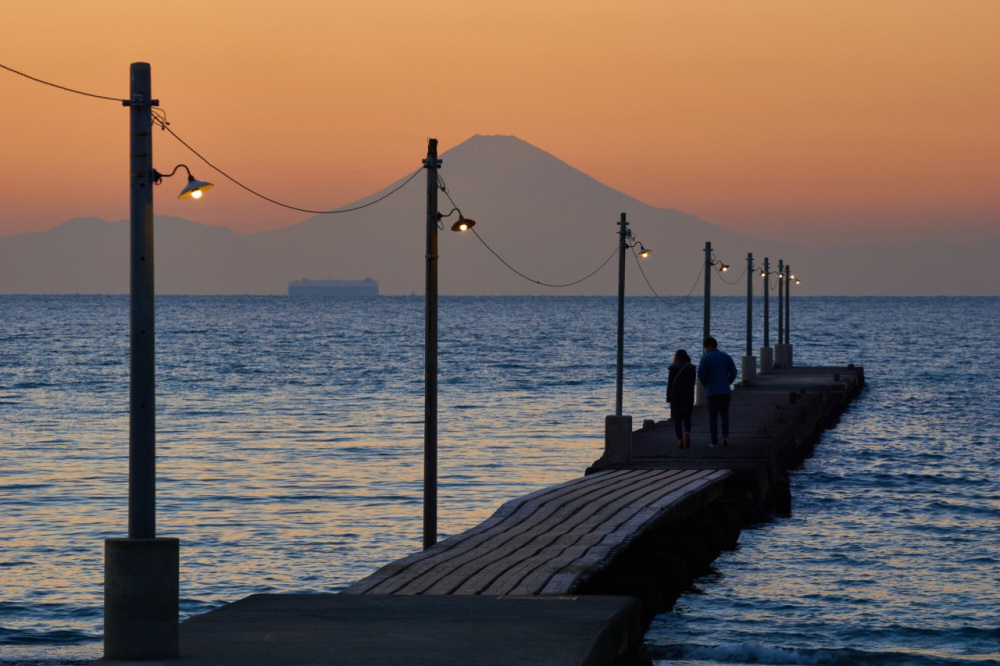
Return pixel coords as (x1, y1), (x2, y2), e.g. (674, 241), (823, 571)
(104, 538), (179, 660)
(96, 366), (864, 666)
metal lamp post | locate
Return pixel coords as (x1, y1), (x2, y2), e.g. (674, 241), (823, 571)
(423, 138), (441, 551)
(775, 259), (794, 368)
(785, 264), (792, 343)
(421, 138), (475, 550)
(784, 264), (794, 367)
(104, 62), (179, 661)
(777, 259), (784, 347)
(615, 213), (628, 417)
(760, 257), (773, 374)
(699, 242), (728, 401)
(104, 63), (214, 660)
(741, 252), (756, 383)
(605, 212), (647, 464)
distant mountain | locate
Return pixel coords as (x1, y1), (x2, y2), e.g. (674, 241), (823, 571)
(0, 134), (997, 296)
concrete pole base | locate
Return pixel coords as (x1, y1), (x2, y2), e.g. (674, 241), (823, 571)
(604, 415), (633, 464)
(741, 356), (757, 385)
(105, 537), (179, 660)
(774, 343), (792, 368)
(759, 346), (774, 374)
(695, 381), (706, 406)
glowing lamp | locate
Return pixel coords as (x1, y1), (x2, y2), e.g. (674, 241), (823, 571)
(153, 164), (213, 200)
(178, 176), (214, 200)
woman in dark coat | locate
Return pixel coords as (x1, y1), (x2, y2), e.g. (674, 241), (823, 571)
(666, 349), (696, 449)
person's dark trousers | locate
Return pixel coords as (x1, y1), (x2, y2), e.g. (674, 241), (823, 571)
(707, 394), (732, 445)
(673, 410), (692, 440)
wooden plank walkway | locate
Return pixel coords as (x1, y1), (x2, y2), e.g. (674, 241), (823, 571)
(342, 468), (732, 596)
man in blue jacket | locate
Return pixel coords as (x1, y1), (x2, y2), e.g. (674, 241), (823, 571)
(697, 337), (738, 448)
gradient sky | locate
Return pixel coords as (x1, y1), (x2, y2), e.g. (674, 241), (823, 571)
(2, 0), (998, 246)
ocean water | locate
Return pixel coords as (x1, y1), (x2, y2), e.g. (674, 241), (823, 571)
(1, 295), (997, 665)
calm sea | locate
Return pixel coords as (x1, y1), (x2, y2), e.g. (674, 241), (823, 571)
(1, 295), (997, 665)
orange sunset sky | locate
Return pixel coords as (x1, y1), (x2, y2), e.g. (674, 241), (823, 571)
(2, 0), (998, 246)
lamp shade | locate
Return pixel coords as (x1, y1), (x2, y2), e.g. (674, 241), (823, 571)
(178, 177), (214, 200)
(450, 218), (476, 232)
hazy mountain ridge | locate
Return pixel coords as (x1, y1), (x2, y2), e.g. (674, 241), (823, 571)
(1, 135), (997, 296)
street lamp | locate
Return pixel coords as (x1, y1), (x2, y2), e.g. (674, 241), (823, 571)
(105, 61), (211, 662)
(604, 213), (650, 466)
(423, 139), (474, 550)
(152, 163), (214, 199)
(698, 242), (728, 403)
(742, 252), (756, 384)
(614, 213), (651, 417)
(775, 260), (797, 369)
(702, 241), (729, 342)
(777, 259), (785, 348)
(759, 257), (773, 374)
(783, 264), (796, 366)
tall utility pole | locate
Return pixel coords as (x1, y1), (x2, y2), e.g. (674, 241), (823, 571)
(105, 62), (178, 661)
(777, 259), (784, 346)
(703, 241), (712, 342)
(423, 138), (441, 551)
(785, 264), (792, 344)
(745, 253), (753, 357)
(129, 65), (156, 541)
(615, 213), (628, 417)
(762, 257), (770, 348)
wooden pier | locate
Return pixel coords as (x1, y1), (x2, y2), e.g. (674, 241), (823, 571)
(342, 469), (732, 597)
(99, 365), (864, 666)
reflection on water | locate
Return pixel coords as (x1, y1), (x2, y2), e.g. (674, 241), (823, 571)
(2, 295), (998, 664)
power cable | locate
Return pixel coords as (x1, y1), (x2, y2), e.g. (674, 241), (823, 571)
(471, 229), (618, 288)
(0, 62), (125, 102)
(2, 62), (420, 215)
(630, 246), (672, 305)
(157, 119), (421, 214)
(684, 264), (704, 297)
(716, 265), (747, 286)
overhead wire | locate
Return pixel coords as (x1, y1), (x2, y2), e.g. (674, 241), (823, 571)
(155, 118), (422, 214)
(1, 62), (421, 215)
(684, 263), (704, 297)
(439, 174), (620, 288)
(716, 264), (747, 286)
(471, 229), (618, 288)
(630, 245), (673, 305)
(0, 62), (125, 102)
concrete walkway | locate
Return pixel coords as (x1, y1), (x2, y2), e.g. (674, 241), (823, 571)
(97, 366), (863, 665)
(98, 593), (641, 665)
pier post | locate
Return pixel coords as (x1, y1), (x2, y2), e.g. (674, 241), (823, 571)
(615, 213), (628, 417)
(423, 139), (441, 550)
(703, 241), (712, 342)
(777, 259), (784, 348)
(760, 257), (773, 374)
(774, 259), (791, 368)
(104, 61), (179, 660)
(696, 242), (711, 405)
(607, 215), (633, 459)
(742, 252), (756, 384)
(604, 415), (633, 464)
(783, 264), (794, 367)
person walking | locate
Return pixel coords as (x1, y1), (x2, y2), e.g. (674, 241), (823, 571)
(697, 337), (738, 448)
(666, 349), (696, 449)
